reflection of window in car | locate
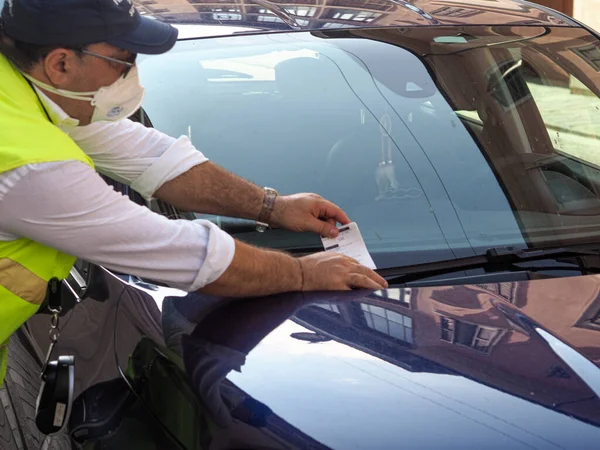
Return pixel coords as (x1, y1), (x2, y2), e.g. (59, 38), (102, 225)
(440, 316), (502, 353)
(574, 295), (600, 332)
(572, 43), (600, 72)
(476, 283), (516, 303)
(369, 289), (411, 305)
(361, 303), (413, 344)
(315, 303), (341, 314)
(430, 5), (484, 18)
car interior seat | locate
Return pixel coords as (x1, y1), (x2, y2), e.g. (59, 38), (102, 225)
(475, 59), (562, 215)
(262, 56), (363, 193)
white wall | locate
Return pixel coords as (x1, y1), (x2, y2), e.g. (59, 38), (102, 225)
(574, 0), (600, 33)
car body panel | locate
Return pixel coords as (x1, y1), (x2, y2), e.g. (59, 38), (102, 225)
(135, 0), (574, 40)
(26, 266), (600, 448)
(176, 275), (600, 449)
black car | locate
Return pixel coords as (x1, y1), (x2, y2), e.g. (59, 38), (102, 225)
(2, 0), (600, 448)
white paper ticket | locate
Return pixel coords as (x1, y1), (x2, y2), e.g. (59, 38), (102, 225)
(321, 222), (377, 269)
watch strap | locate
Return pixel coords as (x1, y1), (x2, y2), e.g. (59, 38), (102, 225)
(256, 187), (278, 231)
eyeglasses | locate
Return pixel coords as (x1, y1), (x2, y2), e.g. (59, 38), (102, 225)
(81, 49), (137, 77)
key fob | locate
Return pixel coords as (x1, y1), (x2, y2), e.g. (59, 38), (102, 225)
(35, 355), (75, 435)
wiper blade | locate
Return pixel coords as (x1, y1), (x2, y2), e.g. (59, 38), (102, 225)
(379, 245), (600, 285)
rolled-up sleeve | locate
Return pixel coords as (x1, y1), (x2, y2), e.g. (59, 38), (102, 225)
(189, 220), (236, 291)
(68, 119), (208, 201)
(0, 161), (235, 292)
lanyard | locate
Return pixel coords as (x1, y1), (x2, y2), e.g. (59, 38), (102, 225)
(40, 278), (62, 375)
(25, 78), (53, 123)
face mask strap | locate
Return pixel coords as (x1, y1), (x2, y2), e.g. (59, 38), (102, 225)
(21, 73), (97, 102)
(21, 65), (144, 124)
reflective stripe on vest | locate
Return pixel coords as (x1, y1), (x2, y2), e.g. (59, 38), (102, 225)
(0, 53), (95, 386)
(0, 258), (47, 305)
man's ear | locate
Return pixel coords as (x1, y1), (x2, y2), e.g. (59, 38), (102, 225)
(43, 48), (81, 87)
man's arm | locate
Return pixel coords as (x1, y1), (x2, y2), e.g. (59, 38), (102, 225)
(154, 161), (263, 221)
(0, 161), (387, 296)
(200, 240), (388, 297)
(67, 119), (208, 200)
(69, 121), (350, 238)
(201, 240), (301, 297)
(154, 162), (352, 239)
(69, 121), (264, 220)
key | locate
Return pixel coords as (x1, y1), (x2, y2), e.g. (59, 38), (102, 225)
(40, 340), (56, 377)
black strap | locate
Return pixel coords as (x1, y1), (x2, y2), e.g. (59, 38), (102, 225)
(47, 277), (62, 313)
(24, 78), (53, 123)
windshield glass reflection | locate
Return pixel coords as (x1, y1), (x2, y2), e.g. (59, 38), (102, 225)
(140, 25), (600, 270)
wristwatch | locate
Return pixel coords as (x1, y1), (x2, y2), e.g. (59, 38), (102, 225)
(256, 187), (278, 232)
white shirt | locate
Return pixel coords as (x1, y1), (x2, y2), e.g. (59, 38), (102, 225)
(0, 90), (236, 292)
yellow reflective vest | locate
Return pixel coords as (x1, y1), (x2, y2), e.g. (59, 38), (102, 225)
(0, 53), (94, 385)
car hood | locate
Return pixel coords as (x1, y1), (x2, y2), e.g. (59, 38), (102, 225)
(171, 274), (600, 449)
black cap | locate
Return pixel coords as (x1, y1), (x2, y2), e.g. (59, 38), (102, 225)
(0, 0), (178, 55)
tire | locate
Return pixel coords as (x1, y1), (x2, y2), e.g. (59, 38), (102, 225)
(0, 330), (72, 450)
(0, 383), (22, 450)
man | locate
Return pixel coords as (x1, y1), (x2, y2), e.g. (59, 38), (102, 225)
(0, 0), (387, 384)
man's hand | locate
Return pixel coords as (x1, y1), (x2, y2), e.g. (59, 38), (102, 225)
(298, 252), (388, 291)
(200, 240), (387, 298)
(270, 193), (350, 238)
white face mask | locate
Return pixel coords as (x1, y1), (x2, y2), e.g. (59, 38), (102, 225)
(23, 66), (145, 123)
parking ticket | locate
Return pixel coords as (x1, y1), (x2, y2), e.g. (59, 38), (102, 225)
(321, 222), (377, 269)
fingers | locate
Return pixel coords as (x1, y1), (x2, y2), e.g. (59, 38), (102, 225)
(278, 194), (351, 237)
(335, 255), (387, 290)
(353, 263), (388, 288)
(347, 274), (386, 291)
(318, 199), (351, 226)
(314, 204), (350, 238)
(299, 252), (388, 292)
(347, 262), (388, 289)
(311, 217), (339, 238)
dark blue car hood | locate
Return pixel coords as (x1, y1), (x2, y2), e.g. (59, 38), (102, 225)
(41, 267), (600, 448)
(172, 275), (600, 449)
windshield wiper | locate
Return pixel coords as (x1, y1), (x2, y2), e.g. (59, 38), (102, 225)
(379, 245), (600, 285)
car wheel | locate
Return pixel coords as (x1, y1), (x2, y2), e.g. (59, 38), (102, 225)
(0, 382), (21, 450)
(0, 330), (73, 450)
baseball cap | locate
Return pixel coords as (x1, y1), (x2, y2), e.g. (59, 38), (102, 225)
(0, 0), (178, 55)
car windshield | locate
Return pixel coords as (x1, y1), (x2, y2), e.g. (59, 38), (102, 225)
(138, 25), (600, 269)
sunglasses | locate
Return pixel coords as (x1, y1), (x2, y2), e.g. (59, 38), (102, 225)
(81, 49), (137, 77)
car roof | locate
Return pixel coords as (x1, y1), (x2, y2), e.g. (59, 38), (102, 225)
(135, 0), (575, 39)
